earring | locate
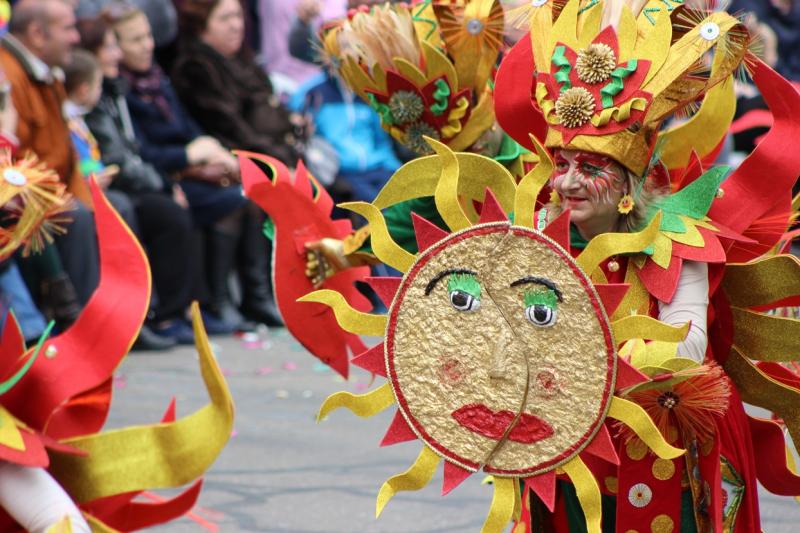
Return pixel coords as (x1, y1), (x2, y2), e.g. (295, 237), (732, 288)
(617, 194), (634, 214)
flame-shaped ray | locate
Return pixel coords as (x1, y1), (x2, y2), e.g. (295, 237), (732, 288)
(514, 138), (553, 229)
(352, 343), (386, 377)
(562, 456), (601, 533)
(482, 476), (518, 533)
(381, 410), (417, 447)
(723, 255), (800, 308)
(542, 208), (571, 250)
(478, 188), (508, 223)
(747, 415), (800, 496)
(298, 290), (387, 336)
(0, 311), (25, 368)
(527, 470), (556, 512)
(442, 460), (473, 495)
(615, 357), (649, 391)
(46, 303), (234, 502)
(606, 397), (684, 459)
(318, 383), (395, 421)
(576, 212), (662, 275)
(731, 307), (800, 362)
(376, 446), (441, 517)
(412, 213), (449, 251)
(611, 315), (689, 343)
(582, 425), (619, 465)
(365, 277), (402, 308)
(340, 202), (415, 272)
(430, 138), (472, 232)
(3, 180), (150, 432)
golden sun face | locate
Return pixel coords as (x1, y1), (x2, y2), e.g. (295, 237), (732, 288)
(388, 222), (615, 476)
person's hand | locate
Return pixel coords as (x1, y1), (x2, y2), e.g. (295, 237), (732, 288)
(296, 0), (320, 24)
(186, 136), (222, 165)
(95, 164), (119, 189)
(206, 146), (240, 177)
(304, 238), (351, 287)
(172, 183), (189, 209)
(0, 69), (17, 140)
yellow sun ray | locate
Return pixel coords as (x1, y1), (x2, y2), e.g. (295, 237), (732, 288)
(298, 289), (387, 336)
(576, 212), (662, 275)
(514, 136), (553, 229)
(376, 446), (441, 517)
(731, 307), (800, 362)
(0, 407), (25, 451)
(339, 202), (415, 272)
(482, 476), (518, 533)
(607, 397), (685, 459)
(318, 383), (395, 421)
(722, 255), (800, 308)
(611, 315), (690, 343)
(562, 456), (602, 533)
(430, 137), (472, 232)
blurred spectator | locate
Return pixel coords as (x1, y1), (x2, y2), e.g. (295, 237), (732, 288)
(731, 0), (800, 81)
(109, 1), (281, 330)
(0, 0), (99, 309)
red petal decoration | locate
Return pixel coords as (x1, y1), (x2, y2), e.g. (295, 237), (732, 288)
(0, 313), (25, 380)
(542, 208), (571, 250)
(527, 470), (557, 512)
(478, 188), (507, 223)
(351, 343), (386, 377)
(594, 283), (629, 316)
(365, 277), (402, 308)
(380, 410), (417, 447)
(442, 460), (473, 496)
(44, 378), (113, 439)
(412, 212), (449, 251)
(637, 256), (683, 304)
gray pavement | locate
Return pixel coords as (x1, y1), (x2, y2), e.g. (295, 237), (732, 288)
(106, 330), (800, 532)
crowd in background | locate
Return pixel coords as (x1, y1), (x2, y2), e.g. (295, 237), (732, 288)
(0, 0), (796, 351)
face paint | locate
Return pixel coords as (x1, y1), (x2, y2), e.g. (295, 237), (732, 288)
(551, 151), (626, 204)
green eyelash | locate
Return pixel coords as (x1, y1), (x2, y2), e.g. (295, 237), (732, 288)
(447, 273), (481, 299)
(524, 287), (559, 309)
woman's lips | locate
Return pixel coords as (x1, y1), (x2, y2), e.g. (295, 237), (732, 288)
(451, 404), (554, 444)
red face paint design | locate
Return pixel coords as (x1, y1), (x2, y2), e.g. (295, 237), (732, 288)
(551, 151), (625, 204)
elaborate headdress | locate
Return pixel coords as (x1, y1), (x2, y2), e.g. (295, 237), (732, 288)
(321, 0), (504, 154)
(496, 0), (750, 176)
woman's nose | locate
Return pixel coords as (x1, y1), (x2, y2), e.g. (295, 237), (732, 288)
(489, 328), (512, 380)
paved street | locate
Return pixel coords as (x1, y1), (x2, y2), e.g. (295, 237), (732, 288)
(106, 329), (800, 532)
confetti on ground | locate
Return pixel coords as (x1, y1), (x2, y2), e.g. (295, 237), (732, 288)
(302, 390), (313, 398)
(275, 389), (290, 399)
(230, 428), (238, 437)
(221, 368), (232, 377)
(113, 374), (127, 389)
(282, 361), (298, 371)
(353, 382), (369, 392)
(255, 366), (273, 376)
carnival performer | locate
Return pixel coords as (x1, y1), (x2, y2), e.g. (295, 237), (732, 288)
(0, 118), (234, 531)
(244, 0), (800, 531)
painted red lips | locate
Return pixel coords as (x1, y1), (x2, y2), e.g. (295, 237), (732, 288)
(451, 404), (554, 444)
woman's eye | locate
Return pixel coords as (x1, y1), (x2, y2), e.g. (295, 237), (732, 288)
(555, 161), (568, 172)
(449, 290), (480, 312)
(525, 304), (557, 327)
(581, 163), (600, 174)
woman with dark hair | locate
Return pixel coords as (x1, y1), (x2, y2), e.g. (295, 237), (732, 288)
(108, 2), (282, 330)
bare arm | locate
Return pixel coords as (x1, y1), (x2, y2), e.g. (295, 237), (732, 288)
(657, 260), (709, 363)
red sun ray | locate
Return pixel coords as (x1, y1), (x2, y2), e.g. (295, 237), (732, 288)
(526, 470), (557, 512)
(542, 208), (571, 250)
(162, 397), (177, 423)
(365, 277), (402, 307)
(478, 188), (508, 224)
(0, 313), (25, 373)
(380, 410), (417, 447)
(412, 212), (449, 252)
(582, 425), (620, 465)
(616, 358), (649, 391)
(442, 460), (473, 496)
(594, 283), (630, 316)
(293, 160), (313, 200)
(351, 343), (386, 377)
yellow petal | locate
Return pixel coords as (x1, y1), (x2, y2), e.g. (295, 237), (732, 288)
(339, 202), (415, 272)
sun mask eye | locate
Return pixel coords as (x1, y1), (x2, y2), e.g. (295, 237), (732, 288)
(524, 287), (559, 327)
(447, 273), (481, 312)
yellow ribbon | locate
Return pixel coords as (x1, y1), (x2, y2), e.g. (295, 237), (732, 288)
(590, 97), (648, 127)
(441, 97), (470, 139)
(482, 477), (518, 533)
(514, 135), (553, 229)
(562, 457), (602, 533)
(318, 382), (395, 421)
(607, 396), (684, 459)
(430, 138), (472, 232)
(298, 289), (388, 336)
(376, 446), (441, 517)
(612, 315), (690, 343)
(576, 212), (662, 275)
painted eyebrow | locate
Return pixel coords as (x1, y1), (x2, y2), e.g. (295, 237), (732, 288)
(425, 268), (477, 296)
(510, 277), (564, 302)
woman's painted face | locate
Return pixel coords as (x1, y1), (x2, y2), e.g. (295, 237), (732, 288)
(202, 0), (245, 58)
(551, 149), (627, 226)
(115, 13), (155, 73)
(387, 224), (615, 475)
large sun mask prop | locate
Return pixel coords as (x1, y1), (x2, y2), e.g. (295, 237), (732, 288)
(306, 139), (689, 532)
